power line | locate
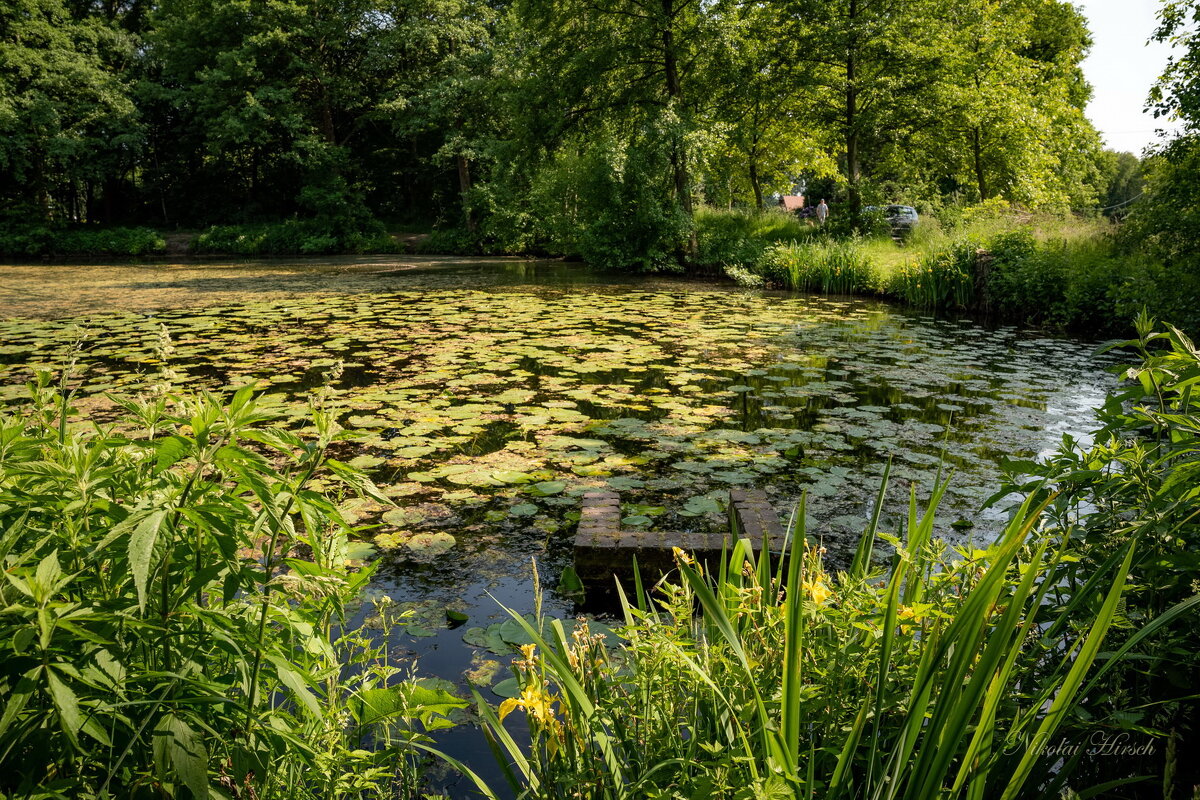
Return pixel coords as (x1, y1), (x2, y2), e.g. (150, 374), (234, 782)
(1072, 192), (1144, 213)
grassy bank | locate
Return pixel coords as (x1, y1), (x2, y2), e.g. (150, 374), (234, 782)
(697, 204), (1196, 337)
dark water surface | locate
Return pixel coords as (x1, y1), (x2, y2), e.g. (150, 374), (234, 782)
(0, 256), (1117, 795)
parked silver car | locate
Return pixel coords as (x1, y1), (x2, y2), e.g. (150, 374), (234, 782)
(864, 204), (919, 238)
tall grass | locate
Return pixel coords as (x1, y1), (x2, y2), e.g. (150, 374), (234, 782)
(480, 474), (1142, 799)
(757, 238), (879, 294)
(694, 206), (816, 268)
(694, 203), (1198, 337)
(885, 239), (978, 309)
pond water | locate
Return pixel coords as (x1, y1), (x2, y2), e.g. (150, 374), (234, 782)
(0, 256), (1117, 794)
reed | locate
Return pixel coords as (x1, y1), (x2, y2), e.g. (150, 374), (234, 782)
(480, 475), (1140, 799)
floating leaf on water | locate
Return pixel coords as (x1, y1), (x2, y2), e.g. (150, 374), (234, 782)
(382, 508), (423, 527)
(347, 454), (385, 469)
(345, 541), (378, 561)
(492, 677), (520, 699)
(509, 503), (538, 517)
(559, 566), (585, 598)
(622, 515), (653, 527)
(572, 464), (611, 477)
(680, 494), (722, 516)
(464, 659), (502, 686)
(527, 480), (566, 497)
(462, 627), (490, 648)
(490, 469), (535, 485)
(406, 625), (437, 638)
(405, 532), (456, 557)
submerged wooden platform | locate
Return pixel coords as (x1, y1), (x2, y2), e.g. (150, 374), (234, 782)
(574, 488), (789, 580)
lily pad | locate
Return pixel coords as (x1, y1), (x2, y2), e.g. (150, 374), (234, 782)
(405, 532), (456, 557)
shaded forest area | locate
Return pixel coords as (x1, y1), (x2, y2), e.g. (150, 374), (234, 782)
(2, 0), (1198, 282)
(0, 1), (1148, 243)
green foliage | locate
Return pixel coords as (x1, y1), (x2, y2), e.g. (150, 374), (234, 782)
(887, 239), (978, 310)
(0, 0), (139, 222)
(0, 361), (486, 799)
(0, 222), (166, 257)
(693, 207), (813, 268)
(757, 239), (877, 294)
(191, 218), (395, 256)
(995, 317), (1200, 767)
(481, 477), (1139, 799)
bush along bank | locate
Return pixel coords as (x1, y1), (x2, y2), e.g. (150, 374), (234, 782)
(719, 227), (1196, 338)
(0, 224), (166, 258)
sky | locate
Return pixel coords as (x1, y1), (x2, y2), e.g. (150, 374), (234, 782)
(1077, 0), (1184, 155)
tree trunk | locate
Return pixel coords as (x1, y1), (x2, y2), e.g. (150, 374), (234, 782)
(662, 0), (697, 259)
(749, 159), (763, 212)
(973, 127), (989, 201)
(845, 0), (861, 226)
(457, 154), (476, 234)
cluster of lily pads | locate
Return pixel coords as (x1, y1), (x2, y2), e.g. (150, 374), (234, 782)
(1, 287), (1112, 565)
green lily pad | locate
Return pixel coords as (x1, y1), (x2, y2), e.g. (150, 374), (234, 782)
(405, 532), (456, 556)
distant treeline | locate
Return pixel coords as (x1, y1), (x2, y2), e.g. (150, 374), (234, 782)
(0, 0), (1195, 270)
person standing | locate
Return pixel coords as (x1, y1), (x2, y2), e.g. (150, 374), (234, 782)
(816, 198), (829, 225)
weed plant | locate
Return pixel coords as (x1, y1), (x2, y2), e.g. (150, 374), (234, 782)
(995, 317), (1200, 783)
(0, 346), (489, 799)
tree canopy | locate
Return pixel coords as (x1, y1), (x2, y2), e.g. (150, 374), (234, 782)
(0, 0), (1154, 261)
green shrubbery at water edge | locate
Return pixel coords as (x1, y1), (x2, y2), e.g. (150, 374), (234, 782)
(701, 206), (1199, 337)
(0, 362), (493, 799)
(189, 220), (400, 257)
(0, 224), (166, 257)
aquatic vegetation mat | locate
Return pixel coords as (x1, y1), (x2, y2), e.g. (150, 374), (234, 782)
(0, 272), (1112, 579)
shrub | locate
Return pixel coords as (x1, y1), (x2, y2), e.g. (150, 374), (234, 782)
(0, 358), (488, 799)
(0, 223), (166, 257)
(992, 318), (1200, 788)
(694, 207), (814, 268)
(51, 226), (166, 256)
(191, 217), (396, 256)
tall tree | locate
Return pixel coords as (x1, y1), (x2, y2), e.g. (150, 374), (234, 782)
(512, 0), (716, 259)
(0, 0), (138, 223)
(700, 0), (835, 210)
(1125, 0), (1200, 264)
(785, 0), (949, 221)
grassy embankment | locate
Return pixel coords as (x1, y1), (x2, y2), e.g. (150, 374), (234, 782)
(694, 203), (1195, 337)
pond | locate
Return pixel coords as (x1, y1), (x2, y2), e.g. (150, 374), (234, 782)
(0, 255), (1116, 793)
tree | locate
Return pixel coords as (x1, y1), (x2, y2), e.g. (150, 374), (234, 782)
(0, 0), (138, 223)
(784, 0), (950, 221)
(882, 0), (1101, 210)
(699, 0), (835, 210)
(1124, 1), (1200, 264)
(510, 0), (717, 261)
